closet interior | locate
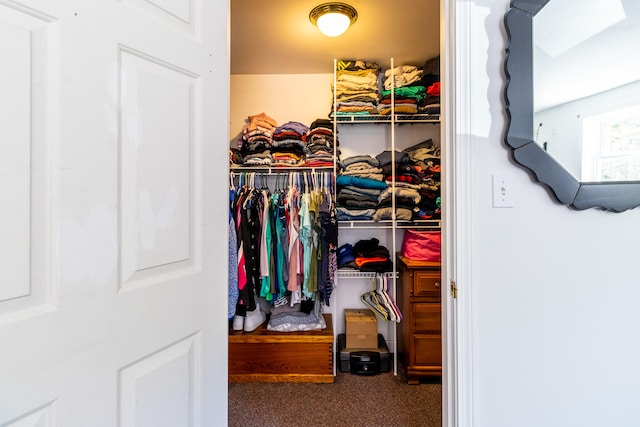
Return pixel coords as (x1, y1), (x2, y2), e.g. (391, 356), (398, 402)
(228, 1), (442, 384)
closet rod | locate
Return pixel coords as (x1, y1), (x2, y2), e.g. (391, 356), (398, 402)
(230, 166), (334, 175)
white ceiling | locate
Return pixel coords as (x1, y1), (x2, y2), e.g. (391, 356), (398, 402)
(230, 0), (441, 75)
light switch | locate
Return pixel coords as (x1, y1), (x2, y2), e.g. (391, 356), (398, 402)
(492, 174), (514, 208)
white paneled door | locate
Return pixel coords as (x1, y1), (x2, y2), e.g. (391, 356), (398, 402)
(0, 0), (229, 425)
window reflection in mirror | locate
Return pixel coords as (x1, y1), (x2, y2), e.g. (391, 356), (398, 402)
(532, 0), (640, 182)
(582, 105), (640, 181)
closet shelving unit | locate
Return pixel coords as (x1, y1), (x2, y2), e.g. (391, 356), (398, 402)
(228, 57), (441, 381)
(332, 58), (442, 376)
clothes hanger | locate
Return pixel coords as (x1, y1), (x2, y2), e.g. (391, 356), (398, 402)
(303, 171), (309, 194)
(375, 276), (397, 322)
(286, 172), (296, 209)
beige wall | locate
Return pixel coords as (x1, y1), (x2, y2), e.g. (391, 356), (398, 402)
(230, 73), (333, 145)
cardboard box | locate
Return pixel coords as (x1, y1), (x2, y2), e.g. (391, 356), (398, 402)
(345, 309), (378, 349)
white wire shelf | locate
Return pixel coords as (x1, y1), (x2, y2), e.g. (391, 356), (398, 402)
(338, 220), (394, 229)
(337, 269), (397, 279)
(230, 165), (335, 174)
(332, 113), (440, 124)
(396, 219), (441, 229)
(338, 219), (441, 229)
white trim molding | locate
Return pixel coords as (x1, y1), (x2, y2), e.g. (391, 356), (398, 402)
(442, 0), (474, 426)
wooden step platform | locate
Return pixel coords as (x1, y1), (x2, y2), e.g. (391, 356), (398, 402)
(228, 314), (334, 383)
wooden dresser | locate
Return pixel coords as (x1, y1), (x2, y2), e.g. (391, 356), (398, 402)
(228, 314), (334, 383)
(396, 255), (442, 384)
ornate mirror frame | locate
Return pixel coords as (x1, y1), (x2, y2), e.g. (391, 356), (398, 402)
(504, 0), (640, 212)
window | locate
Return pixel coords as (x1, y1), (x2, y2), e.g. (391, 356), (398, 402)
(582, 105), (640, 182)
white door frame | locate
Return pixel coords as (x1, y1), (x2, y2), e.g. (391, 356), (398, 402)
(442, 0), (474, 426)
(221, 0), (475, 424)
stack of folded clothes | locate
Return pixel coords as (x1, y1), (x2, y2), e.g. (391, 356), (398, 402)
(337, 238), (392, 273)
(383, 64), (423, 91)
(373, 150), (416, 221)
(421, 56), (441, 115)
(271, 121), (308, 167)
(239, 112), (278, 165)
(378, 85), (426, 115)
(336, 155), (387, 221)
(337, 243), (357, 269)
(305, 119), (337, 167)
(378, 56), (441, 116)
(341, 155), (383, 180)
(229, 148), (243, 167)
(379, 64), (423, 115)
(403, 139), (441, 219)
(332, 60), (381, 117)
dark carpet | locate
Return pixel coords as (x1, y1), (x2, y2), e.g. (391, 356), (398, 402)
(228, 368), (441, 427)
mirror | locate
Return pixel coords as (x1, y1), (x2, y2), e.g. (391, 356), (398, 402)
(504, 0), (640, 211)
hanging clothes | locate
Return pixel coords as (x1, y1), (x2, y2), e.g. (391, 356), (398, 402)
(286, 183), (302, 293)
(317, 184), (338, 305)
(228, 186), (239, 319)
(229, 170), (338, 322)
(259, 188), (273, 301)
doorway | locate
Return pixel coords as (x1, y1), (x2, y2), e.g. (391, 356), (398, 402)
(227, 0), (457, 425)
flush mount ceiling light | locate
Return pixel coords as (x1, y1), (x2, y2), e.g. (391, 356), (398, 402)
(309, 2), (358, 37)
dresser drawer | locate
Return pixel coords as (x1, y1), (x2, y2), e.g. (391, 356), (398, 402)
(413, 270), (441, 299)
(412, 302), (441, 334)
(413, 334), (442, 366)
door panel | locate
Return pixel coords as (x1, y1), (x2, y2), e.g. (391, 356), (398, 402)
(118, 333), (201, 427)
(0, 0), (228, 425)
(0, 2), (58, 319)
(119, 46), (198, 287)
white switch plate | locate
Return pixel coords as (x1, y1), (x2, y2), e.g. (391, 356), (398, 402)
(492, 174), (514, 208)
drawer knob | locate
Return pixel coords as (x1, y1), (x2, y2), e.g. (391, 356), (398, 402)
(434, 282), (440, 289)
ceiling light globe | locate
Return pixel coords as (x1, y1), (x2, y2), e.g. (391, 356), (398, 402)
(310, 3), (357, 37)
(317, 12), (351, 37)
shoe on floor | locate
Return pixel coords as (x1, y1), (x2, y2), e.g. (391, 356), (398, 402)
(232, 315), (244, 331)
(243, 306), (266, 332)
